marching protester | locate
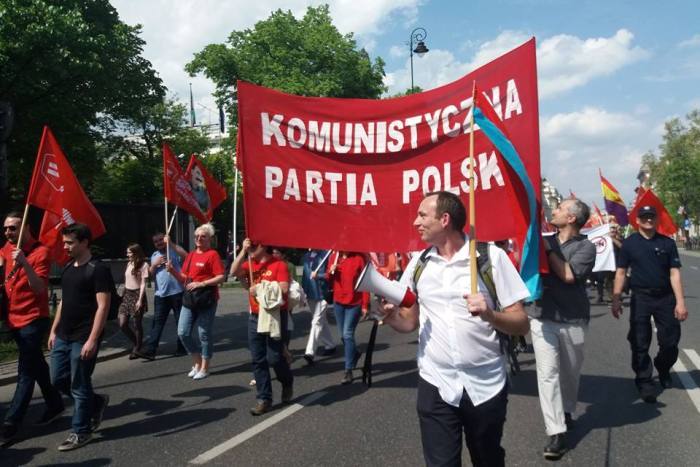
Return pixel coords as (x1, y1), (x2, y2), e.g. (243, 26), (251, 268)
(612, 205), (687, 403)
(167, 223), (224, 380)
(327, 250), (369, 385)
(529, 199), (596, 460)
(383, 191), (531, 467)
(302, 249), (336, 365)
(118, 243), (149, 359)
(48, 223), (111, 451)
(0, 212), (64, 444)
(231, 238), (294, 415)
(134, 233), (187, 360)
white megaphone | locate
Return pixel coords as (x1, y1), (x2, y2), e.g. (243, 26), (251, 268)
(354, 263), (416, 308)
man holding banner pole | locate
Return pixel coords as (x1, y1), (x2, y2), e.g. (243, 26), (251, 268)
(382, 191), (530, 467)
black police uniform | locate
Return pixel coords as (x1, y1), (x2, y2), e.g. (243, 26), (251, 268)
(618, 232), (682, 388)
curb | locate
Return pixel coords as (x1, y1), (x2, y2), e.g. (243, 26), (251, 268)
(0, 322), (130, 387)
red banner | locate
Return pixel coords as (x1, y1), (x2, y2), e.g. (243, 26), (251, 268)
(27, 126), (106, 246)
(162, 144), (208, 224)
(238, 39), (541, 252)
(185, 154), (228, 222)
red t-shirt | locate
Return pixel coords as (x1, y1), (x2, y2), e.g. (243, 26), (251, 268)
(181, 249), (224, 299)
(329, 252), (368, 307)
(1, 240), (50, 329)
(241, 257), (289, 314)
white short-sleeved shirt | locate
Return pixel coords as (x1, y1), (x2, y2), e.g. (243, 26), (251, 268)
(400, 239), (530, 407)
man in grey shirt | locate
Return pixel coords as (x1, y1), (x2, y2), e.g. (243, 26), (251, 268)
(529, 199), (596, 460)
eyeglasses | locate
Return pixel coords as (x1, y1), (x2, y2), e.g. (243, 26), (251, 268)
(3, 225), (17, 232)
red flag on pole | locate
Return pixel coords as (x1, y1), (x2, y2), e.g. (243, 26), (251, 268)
(39, 211), (71, 265)
(629, 188), (677, 236)
(27, 127), (106, 259)
(185, 154), (227, 222)
(162, 143), (208, 224)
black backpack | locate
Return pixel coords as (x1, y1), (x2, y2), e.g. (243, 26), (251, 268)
(411, 242), (520, 375)
(63, 259), (121, 320)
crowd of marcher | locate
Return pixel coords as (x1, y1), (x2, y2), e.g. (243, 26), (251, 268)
(0, 193), (689, 464)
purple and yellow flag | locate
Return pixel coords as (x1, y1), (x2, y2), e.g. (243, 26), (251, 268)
(600, 170), (629, 226)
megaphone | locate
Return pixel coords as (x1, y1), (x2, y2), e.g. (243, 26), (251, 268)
(355, 263), (416, 307)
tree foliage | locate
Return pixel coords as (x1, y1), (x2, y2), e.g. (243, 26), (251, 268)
(0, 0), (165, 196)
(646, 110), (700, 224)
(185, 4), (386, 124)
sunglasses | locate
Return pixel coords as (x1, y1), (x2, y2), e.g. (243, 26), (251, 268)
(3, 225), (17, 231)
(639, 215), (656, 221)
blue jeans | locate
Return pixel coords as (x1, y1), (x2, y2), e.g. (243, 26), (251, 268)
(177, 302), (217, 360)
(248, 313), (293, 402)
(334, 303), (362, 370)
(5, 318), (63, 425)
(143, 293), (185, 354)
(50, 336), (99, 434)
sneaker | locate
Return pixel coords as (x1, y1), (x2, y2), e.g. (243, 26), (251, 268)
(91, 394), (109, 432)
(249, 379), (257, 387)
(639, 384), (657, 404)
(35, 405), (65, 426)
(281, 385), (294, 404)
(192, 370), (209, 380)
(321, 347), (337, 356)
(187, 366), (200, 378)
(133, 350), (156, 361)
(58, 432), (92, 451)
(1, 422), (19, 444)
(303, 354), (315, 366)
(543, 433), (567, 460)
(250, 400), (272, 416)
(341, 370), (353, 385)
(658, 372), (672, 389)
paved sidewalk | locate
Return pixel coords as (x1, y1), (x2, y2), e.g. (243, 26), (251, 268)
(680, 247), (700, 259)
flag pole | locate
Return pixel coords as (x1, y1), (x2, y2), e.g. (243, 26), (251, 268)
(312, 249), (333, 275)
(233, 167), (239, 253)
(164, 197), (170, 265)
(167, 207), (178, 235)
(468, 81), (478, 295)
(14, 203), (31, 253)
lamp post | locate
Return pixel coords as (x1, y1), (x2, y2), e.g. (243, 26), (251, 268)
(409, 27), (429, 91)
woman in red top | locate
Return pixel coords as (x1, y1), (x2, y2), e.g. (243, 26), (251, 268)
(326, 251), (369, 384)
(168, 223), (224, 380)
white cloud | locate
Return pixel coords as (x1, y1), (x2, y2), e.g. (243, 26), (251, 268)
(384, 29), (650, 99)
(678, 34), (700, 48)
(389, 45), (406, 58)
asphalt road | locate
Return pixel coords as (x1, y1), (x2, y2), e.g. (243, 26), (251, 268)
(2, 251), (700, 466)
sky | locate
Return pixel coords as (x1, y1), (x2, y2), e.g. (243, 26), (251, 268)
(111, 0), (700, 207)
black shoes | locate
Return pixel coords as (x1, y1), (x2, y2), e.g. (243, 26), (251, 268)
(321, 347), (337, 356)
(658, 372), (672, 389)
(91, 394), (109, 431)
(341, 370), (353, 385)
(639, 384), (657, 404)
(543, 433), (567, 460)
(36, 405), (65, 426)
(133, 350), (156, 361)
(281, 385), (294, 404)
(303, 354), (315, 366)
(250, 400), (272, 416)
(173, 348), (188, 357)
(1, 422), (19, 445)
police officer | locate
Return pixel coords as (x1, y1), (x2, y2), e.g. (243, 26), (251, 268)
(612, 205), (687, 404)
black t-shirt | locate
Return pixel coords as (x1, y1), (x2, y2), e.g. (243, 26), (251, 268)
(57, 260), (113, 342)
(618, 232), (681, 290)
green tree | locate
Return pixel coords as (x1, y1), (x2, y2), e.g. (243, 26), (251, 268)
(646, 110), (700, 225)
(0, 0), (165, 199)
(185, 4), (386, 125)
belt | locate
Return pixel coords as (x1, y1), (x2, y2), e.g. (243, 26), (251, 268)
(632, 287), (672, 296)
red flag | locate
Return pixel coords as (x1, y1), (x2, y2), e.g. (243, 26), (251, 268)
(27, 127), (106, 253)
(162, 144), (208, 224)
(185, 154), (227, 221)
(629, 188), (677, 236)
(39, 211), (70, 265)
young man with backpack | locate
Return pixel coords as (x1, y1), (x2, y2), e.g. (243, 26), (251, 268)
(382, 191), (530, 467)
(48, 223), (111, 451)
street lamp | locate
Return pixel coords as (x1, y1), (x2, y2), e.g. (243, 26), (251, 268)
(409, 27), (429, 91)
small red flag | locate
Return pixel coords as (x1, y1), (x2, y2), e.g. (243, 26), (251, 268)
(39, 211), (71, 265)
(27, 127), (106, 259)
(629, 188), (677, 236)
(185, 154), (227, 222)
(162, 144), (208, 224)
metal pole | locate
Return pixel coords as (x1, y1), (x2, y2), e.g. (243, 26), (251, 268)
(410, 36), (414, 91)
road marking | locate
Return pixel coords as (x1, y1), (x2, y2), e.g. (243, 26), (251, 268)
(189, 390), (328, 464)
(673, 349), (700, 414)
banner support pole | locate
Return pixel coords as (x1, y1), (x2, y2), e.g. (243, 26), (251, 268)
(468, 81), (478, 295)
(164, 197), (170, 269)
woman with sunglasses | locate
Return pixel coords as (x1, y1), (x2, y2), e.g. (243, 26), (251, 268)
(167, 223), (225, 380)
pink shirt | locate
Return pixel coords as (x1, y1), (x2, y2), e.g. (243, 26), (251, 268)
(124, 262), (149, 291)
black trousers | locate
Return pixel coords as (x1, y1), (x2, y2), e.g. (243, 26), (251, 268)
(417, 376), (507, 467)
(628, 290), (680, 387)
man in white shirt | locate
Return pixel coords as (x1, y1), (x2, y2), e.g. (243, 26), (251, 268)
(383, 191), (530, 467)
